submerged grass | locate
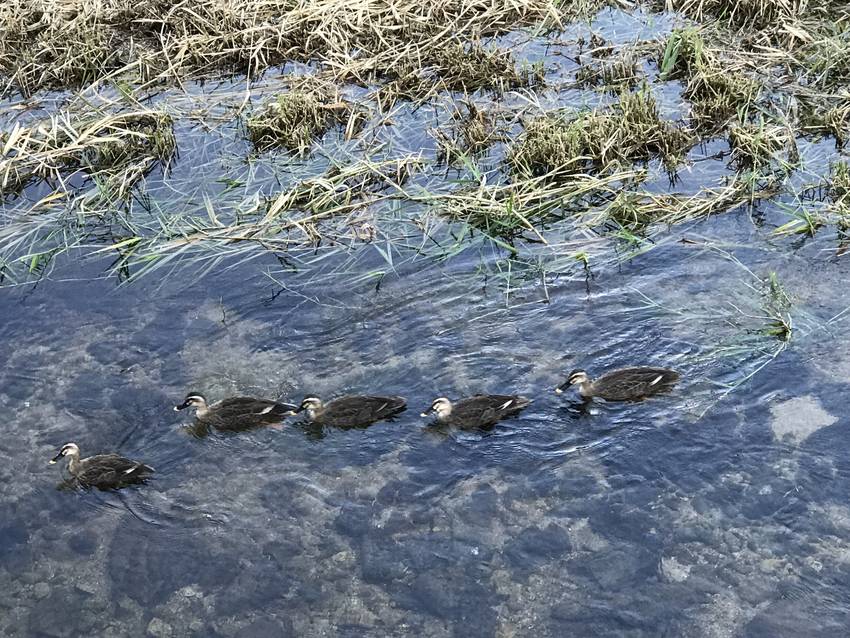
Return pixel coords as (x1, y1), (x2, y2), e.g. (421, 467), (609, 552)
(432, 102), (503, 165)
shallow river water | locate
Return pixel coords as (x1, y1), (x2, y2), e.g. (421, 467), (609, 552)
(2, 8), (850, 638)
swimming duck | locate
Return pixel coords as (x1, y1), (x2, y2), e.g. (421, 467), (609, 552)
(174, 392), (296, 431)
(421, 394), (531, 429)
(49, 443), (154, 490)
(288, 395), (407, 428)
(555, 367), (679, 401)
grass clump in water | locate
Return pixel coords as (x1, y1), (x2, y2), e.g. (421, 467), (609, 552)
(383, 42), (544, 104)
(433, 102), (501, 165)
(830, 161), (850, 232)
(660, 29), (762, 127)
(575, 52), (641, 91)
(728, 120), (793, 171)
(509, 85), (693, 178)
(761, 271), (793, 341)
(800, 30), (850, 90)
(833, 161), (850, 200)
(247, 79), (354, 154)
(432, 42), (545, 93)
(802, 103), (850, 147)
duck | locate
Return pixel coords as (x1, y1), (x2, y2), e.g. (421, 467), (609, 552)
(555, 367), (679, 401)
(49, 443), (154, 490)
(288, 395), (407, 428)
(174, 392), (297, 431)
(421, 394), (531, 429)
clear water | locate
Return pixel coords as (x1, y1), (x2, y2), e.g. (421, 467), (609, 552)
(2, 9), (850, 638)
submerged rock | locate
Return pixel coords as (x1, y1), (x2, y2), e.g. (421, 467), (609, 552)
(108, 522), (238, 606)
(146, 617), (173, 638)
(234, 617), (295, 638)
(67, 530), (98, 556)
(407, 570), (500, 637)
(769, 396), (837, 445)
(502, 523), (572, 579)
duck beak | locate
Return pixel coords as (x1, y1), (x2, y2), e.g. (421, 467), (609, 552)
(420, 406), (434, 417)
(554, 381), (571, 394)
(49, 452), (63, 464)
(290, 405), (305, 414)
(174, 400), (191, 411)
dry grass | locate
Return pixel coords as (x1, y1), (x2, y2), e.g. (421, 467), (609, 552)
(662, 0), (810, 31)
(581, 180), (769, 230)
(428, 168), (640, 238)
(0, 0), (563, 96)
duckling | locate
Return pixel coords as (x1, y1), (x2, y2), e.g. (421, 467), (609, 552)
(555, 367), (679, 401)
(421, 394), (531, 429)
(49, 443), (153, 490)
(174, 392), (297, 431)
(289, 395), (407, 428)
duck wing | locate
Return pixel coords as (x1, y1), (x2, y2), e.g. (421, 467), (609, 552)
(76, 454), (153, 490)
(321, 395), (407, 427)
(595, 367), (679, 401)
(207, 397), (292, 430)
(453, 395), (531, 428)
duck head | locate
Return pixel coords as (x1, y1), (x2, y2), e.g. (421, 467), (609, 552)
(421, 397), (452, 420)
(555, 369), (589, 394)
(49, 442), (80, 464)
(174, 393), (208, 412)
(288, 396), (323, 418)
